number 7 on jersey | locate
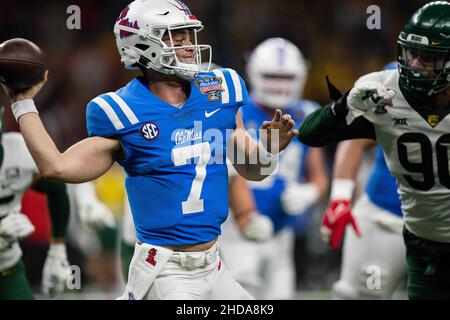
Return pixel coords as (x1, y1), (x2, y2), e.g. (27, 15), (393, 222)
(172, 142), (211, 214)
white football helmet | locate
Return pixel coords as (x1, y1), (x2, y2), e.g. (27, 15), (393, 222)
(247, 38), (308, 109)
(114, 0), (212, 80)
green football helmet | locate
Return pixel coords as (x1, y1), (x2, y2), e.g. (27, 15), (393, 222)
(397, 1), (450, 97)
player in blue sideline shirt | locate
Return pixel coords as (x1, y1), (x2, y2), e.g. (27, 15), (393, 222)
(220, 38), (328, 299)
(3, 0), (298, 300)
(322, 62), (406, 299)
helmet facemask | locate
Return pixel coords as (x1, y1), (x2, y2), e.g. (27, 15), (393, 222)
(158, 25), (212, 80)
(116, 23), (211, 80)
(398, 40), (450, 96)
(396, 0), (450, 97)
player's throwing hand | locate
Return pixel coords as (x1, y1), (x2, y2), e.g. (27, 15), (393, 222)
(2, 70), (48, 104)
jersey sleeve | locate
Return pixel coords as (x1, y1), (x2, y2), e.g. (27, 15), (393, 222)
(297, 104), (376, 147)
(86, 97), (120, 138)
(211, 68), (249, 107)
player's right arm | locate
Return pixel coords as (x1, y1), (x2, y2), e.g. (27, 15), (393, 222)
(19, 116), (119, 183)
(321, 139), (375, 249)
(3, 72), (121, 183)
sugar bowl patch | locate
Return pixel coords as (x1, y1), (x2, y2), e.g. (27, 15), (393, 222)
(194, 76), (224, 102)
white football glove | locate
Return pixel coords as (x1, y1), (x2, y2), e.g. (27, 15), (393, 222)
(42, 243), (71, 298)
(346, 80), (396, 123)
(242, 214), (274, 242)
(70, 182), (116, 230)
(281, 182), (320, 215)
(78, 200), (116, 230)
(0, 212), (35, 243)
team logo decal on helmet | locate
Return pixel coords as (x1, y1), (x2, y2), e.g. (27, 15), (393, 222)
(116, 5), (139, 39)
(194, 76), (224, 101)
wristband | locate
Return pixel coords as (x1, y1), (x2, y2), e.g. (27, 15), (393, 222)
(258, 142), (279, 164)
(330, 178), (355, 200)
(11, 99), (38, 122)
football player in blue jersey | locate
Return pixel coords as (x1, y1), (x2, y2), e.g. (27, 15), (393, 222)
(322, 63), (407, 299)
(220, 38), (328, 299)
(3, 0), (298, 300)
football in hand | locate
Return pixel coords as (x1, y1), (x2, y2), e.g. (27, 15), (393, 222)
(0, 38), (47, 93)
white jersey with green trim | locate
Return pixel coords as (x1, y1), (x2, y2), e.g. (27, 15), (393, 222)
(359, 69), (450, 243)
(0, 132), (37, 217)
(0, 132), (38, 270)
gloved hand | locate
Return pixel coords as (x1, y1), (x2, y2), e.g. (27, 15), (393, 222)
(281, 182), (320, 215)
(78, 200), (116, 230)
(242, 214), (274, 242)
(69, 182), (116, 230)
(41, 243), (71, 297)
(346, 80), (396, 123)
(0, 212), (35, 243)
(321, 199), (361, 249)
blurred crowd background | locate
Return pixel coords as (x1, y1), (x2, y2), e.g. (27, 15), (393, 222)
(0, 0), (430, 299)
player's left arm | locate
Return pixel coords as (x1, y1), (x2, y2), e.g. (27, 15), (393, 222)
(31, 176), (71, 297)
(297, 102), (376, 147)
(229, 109), (298, 181)
(31, 176), (70, 242)
(297, 74), (395, 147)
(229, 175), (273, 242)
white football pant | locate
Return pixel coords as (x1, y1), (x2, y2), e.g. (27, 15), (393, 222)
(333, 194), (406, 299)
(220, 215), (296, 299)
(118, 241), (253, 300)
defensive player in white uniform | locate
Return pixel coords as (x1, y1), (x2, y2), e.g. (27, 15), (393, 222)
(220, 38), (328, 299)
(3, 0), (298, 300)
(0, 107), (71, 299)
(323, 63), (407, 299)
(298, 2), (450, 299)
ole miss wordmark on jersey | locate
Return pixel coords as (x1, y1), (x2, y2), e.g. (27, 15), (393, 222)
(86, 68), (248, 246)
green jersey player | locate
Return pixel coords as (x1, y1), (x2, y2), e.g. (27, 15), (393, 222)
(297, 1), (450, 300)
(0, 107), (71, 299)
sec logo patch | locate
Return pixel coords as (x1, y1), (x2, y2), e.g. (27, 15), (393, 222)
(141, 122), (159, 141)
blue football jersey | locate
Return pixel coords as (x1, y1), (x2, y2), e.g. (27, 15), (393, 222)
(365, 146), (402, 217)
(86, 68), (248, 246)
(241, 98), (319, 233)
